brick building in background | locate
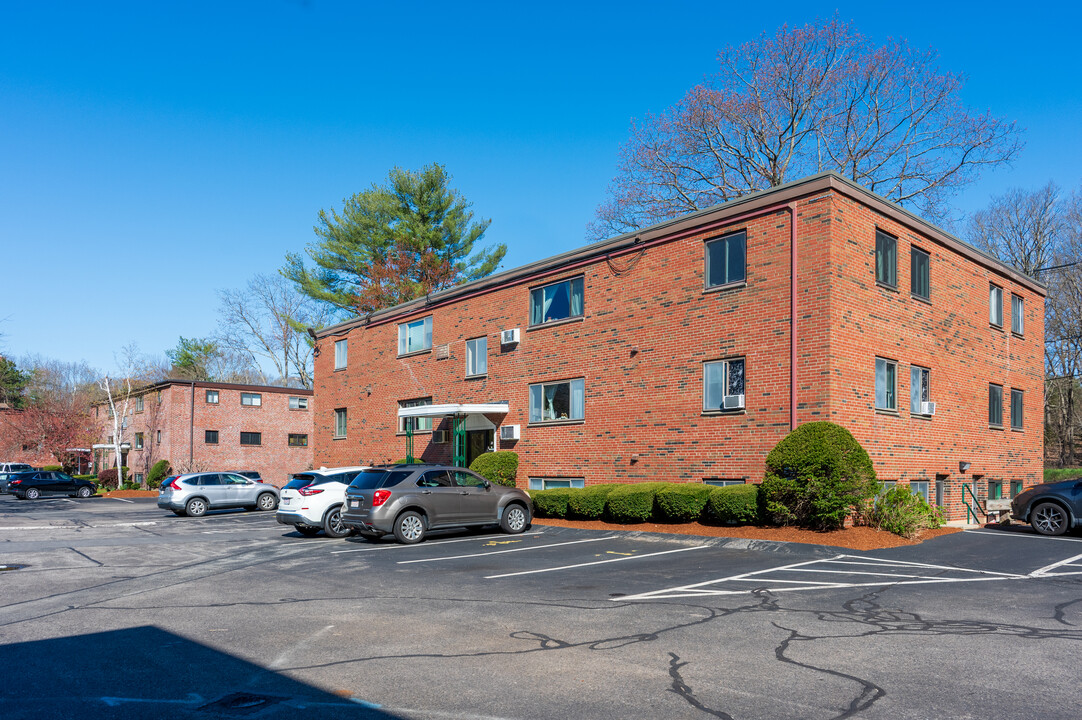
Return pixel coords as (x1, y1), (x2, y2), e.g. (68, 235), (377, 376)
(93, 380), (313, 486)
(311, 172), (1045, 521)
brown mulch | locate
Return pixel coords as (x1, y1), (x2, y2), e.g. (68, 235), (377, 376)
(531, 517), (961, 551)
(101, 490), (160, 498)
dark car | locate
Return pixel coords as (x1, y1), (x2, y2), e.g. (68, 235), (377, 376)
(1011, 478), (1082, 536)
(341, 463), (532, 544)
(9, 471), (97, 500)
(0, 472), (19, 494)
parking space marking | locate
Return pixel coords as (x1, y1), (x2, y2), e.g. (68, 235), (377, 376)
(329, 531), (546, 554)
(398, 536), (618, 564)
(965, 529), (1082, 543)
(484, 544), (707, 579)
(616, 554), (1031, 601)
(0, 521), (159, 531)
(1031, 551), (1082, 577)
(109, 497), (135, 504)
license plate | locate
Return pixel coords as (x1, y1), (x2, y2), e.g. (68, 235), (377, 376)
(351, 500), (359, 508)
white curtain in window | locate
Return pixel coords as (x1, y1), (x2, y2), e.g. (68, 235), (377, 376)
(397, 325), (407, 355)
(543, 284), (559, 321)
(704, 362), (724, 410)
(875, 358), (888, 408)
(529, 385), (543, 422)
(544, 384), (558, 420)
(570, 378), (584, 419)
(570, 278), (583, 316)
(910, 367), (921, 412)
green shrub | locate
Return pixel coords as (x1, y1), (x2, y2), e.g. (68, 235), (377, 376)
(605, 483), (666, 523)
(73, 474), (97, 482)
(707, 484), (760, 525)
(760, 421), (878, 530)
(655, 483), (713, 522)
(869, 485), (944, 538)
(42, 465), (63, 471)
(469, 451), (519, 487)
(567, 484), (620, 519)
(531, 489), (572, 518)
(146, 459), (171, 489)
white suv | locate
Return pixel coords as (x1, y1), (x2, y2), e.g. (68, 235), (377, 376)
(275, 466), (368, 538)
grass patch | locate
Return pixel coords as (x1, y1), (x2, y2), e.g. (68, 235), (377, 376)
(1044, 468), (1082, 484)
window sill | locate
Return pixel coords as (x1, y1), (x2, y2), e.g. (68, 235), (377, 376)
(395, 430), (433, 436)
(911, 293), (931, 305)
(332, 435), (348, 440)
(334, 367), (347, 372)
(527, 316), (584, 332)
(990, 323), (1004, 332)
(1011, 427), (1024, 433)
(397, 349), (432, 359)
(465, 374), (487, 381)
(703, 281), (746, 295)
(909, 412), (933, 420)
(701, 409), (746, 416)
(876, 281), (899, 293)
(1012, 332), (1024, 339)
(874, 408), (899, 416)
(527, 419), (585, 428)
(989, 424), (1004, 431)
(288, 408), (309, 412)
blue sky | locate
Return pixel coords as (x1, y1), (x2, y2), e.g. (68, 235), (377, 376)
(2, 1), (1080, 374)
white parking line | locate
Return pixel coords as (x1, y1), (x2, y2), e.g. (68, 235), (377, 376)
(0, 521), (159, 531)
(330, 531), (545, 554)
(965, 529), (1082, 543)
(1031, 551), (1082, 577)
(398, 536), (618, 564)
(484, 545), (707, 579)
(110, 497), (134, 504)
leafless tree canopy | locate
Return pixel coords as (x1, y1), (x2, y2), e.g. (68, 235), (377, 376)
(968, 183), (1062, 276)
(590, 17), (1023, 240)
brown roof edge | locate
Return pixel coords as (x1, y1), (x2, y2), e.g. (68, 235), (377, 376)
(94, 379), (313, 405)
(315, 172), (1045, 338)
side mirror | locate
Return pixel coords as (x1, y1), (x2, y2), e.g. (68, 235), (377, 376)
(483, 480), (492, 490)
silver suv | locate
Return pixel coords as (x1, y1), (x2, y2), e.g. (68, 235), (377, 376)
(340, 464), (532, 543)
(158, 472), (280, 517)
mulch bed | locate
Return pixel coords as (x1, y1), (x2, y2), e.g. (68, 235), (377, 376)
(531, 517), (961, 551)
(101, 490), (159, 498)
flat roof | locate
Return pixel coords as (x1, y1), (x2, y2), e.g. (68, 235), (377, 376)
(397, 403), (510, 418)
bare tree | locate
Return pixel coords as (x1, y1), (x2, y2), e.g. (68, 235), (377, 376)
(217, 273), (334, 388)
(590, 17), (1022, 239)
(968, 183), (1062, 276)
(2, 356), (99, 467)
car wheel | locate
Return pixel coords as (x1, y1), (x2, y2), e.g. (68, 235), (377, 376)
(185, 497), (208, 517)
(1032, 502), (1070, 536)
(295, 525), (322, 537)
(323, 506), (350, 539)
(25, 487), (40, 500)
(393, 511), (426, 544)
(76, 486), (93, 498)
(500, 503), (530, 534)
(256, 492), (278, 511)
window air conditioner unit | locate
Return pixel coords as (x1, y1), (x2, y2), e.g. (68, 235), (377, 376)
(500, 328), (520, 345)
(499, 424), (520, 441)
(921, 401), (936, 416)
(432, 430), (448, 444)
(723, 394), (745, 410)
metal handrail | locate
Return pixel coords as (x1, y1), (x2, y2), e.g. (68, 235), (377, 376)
(962, 483), (985, 524)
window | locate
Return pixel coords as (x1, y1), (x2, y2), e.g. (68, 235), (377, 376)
(989, 284), (1003, 326)
(1011, 389), (1023, 429)
(988, 480), (1002, 500)
(1011, 294), (1024, 335)
(875, 358), (897, 410)
(935, 477), (945, 507)
(397, 317), (433, 355)
(205, 430), (219, 444)
(703, 479), (746, 487)
(529, 378), (585, 423)
(1010, 481), (1022, 497)
(241, 393), (262, 407)
(156, 430), (161, 444)
(703, 358), (746, 411)
(910, 481), (929, 503)
(528, 477), (586, 490)
(875, 230), (897, 286)
(107, 435), (114, 444)
(705, 231), (747, 288)
(134, 432), (144, 450)
(910, 366), (930, 414)
(156, 390), (162, 404)
(530, 276), (584, 325)
(288, 433), (308, 447)
(910, 247), (930, 300)
(334, 408), (347, 438)
(134, 473), (144, 485)
(989, 383), (1003, 426)
(398, 398), (433, 432)
(135, 396), (144, 412)
(335, 339), (348, 369)
(108, 406), (114, 418)
(289, 396), (308, 410)
(466, 336), (488, 377)
(206, 390), (219, 404)
(240, 431), (261, 446)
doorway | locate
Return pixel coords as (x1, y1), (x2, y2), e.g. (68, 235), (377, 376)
(465, 430), (494, 467)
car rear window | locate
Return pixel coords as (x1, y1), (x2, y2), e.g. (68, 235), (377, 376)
(285, 474), (337, 489)
(348, 470), (397, 489)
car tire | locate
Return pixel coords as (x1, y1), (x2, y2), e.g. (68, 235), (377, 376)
(500, 503), (530, 534)
(185, 497), (208, 517)
(76, 486), (93, 498)
(393, 511), (426, 544)
(256, 492), (278, 511)
(295, 525), (322, 537)
(323, 506), (350, 539)
(1032, 501), (1070, 536)
(25, 487), (40, 500)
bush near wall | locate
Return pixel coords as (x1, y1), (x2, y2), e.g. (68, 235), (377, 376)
(73, 474), (97, 482)
(707, 484), (760, 525)
(606, 483), (667, 523)
(567, 484), (620, 519)
(469, 451), (519, 487)
(42, 465), (63, 472)
(655, 483), (714, 522)
(531, 488), (573, 518)
(96, 466), (129, 489)
(146, 460), (172, 489)
(868, 485), (944, 538)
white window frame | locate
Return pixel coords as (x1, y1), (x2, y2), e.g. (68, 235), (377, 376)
(703, 358), (746, 412)
(335, 339), (348, 369)
(289, 396), (308, 410)
(334, 408), (347, 438)
(134, 433), (144, 450)
(529, 276), (584, 326)
(989, 284), (1003, 327)
(875, 358), (897, 410)
(1011, 294), (1024, 335)
(529, 378), (585, 423)
(398, 316), (433, 355)
(206, 389), (219, 404)
(910, 481), (930, 503)
(466, 336), (488, 377)
(910, 365), (931, 415)
(528, 477), (586, 490)
(240, 392), (262, 407)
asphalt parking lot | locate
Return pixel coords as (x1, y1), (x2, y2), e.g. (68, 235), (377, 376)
(2, 494), (1082, 719)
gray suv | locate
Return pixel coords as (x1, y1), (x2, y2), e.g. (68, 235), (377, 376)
(341, 464), (532, 543)
(158, 472), (280, 517)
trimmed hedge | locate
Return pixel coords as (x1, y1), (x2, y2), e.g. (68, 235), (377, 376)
(567, 484), (620, 519)
(606, 482), (667, 523)
(655, 483), (714, 522)
(42, 465), (63, 471)
(146, 459), (171, 489)
(707, 484), (760, 525)
(73, 474), (97, 482)
(531, 488), (573, 518)
(469, 451), (519, 487)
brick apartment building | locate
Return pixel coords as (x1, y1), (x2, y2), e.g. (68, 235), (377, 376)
(93, 380), (314, 486)
(311, 172), (1045, 521)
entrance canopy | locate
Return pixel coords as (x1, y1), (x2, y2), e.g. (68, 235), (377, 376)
(396, 402), (508, 419)
(396, 403), (508, 466)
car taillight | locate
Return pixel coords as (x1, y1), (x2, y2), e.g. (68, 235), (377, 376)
(10, 479), (21, 485)
(372, 489), (391, 507)
(298, 486), (323, 497)
(168, 479), (182, 491)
